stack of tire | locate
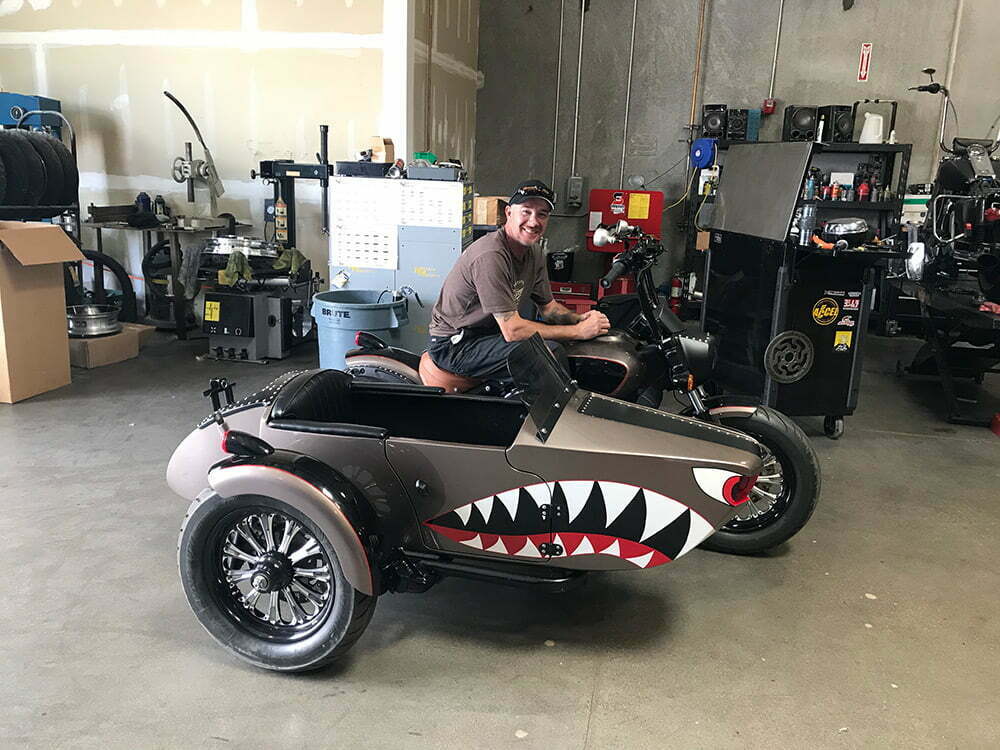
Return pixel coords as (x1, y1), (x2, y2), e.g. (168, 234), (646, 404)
(0, 128), (79, 216)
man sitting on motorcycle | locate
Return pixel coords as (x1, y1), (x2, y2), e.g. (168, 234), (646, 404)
(428, 179), (611, 380)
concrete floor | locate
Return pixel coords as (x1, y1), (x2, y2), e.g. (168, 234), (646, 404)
(1, 333), (997, 749)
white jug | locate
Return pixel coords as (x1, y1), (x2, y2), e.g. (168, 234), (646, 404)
(859, 112), (884, 144)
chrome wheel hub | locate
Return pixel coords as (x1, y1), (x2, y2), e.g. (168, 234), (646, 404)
(726, 448), (787, 528)
(218, 511), (333, 629)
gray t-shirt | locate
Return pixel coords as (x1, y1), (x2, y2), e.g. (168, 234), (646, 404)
(429, 228), (553, 337)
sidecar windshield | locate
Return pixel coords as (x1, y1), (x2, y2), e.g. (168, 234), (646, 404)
(507, 335), (576, 441)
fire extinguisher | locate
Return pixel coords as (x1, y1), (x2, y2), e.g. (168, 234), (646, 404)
(669, 274), (683, 315)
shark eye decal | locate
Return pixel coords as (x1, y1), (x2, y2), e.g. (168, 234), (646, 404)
(425, 480), (715, 568)
(692, 467), (757, 506)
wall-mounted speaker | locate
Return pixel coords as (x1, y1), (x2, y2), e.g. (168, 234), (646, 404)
(702, 104), (727, 138)
(818, 105), (855, 142)
(726, 108), (749, 141)
(782, 105), (818, 141)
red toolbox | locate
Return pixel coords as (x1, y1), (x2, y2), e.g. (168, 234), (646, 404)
(550, 281), (593, 298)
(554, 295), (597, 314)
(596, 276), (636, 299)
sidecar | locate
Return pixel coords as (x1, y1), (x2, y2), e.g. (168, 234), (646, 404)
(167, 336), (763, 672)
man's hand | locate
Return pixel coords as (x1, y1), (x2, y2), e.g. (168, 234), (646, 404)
(575, 309), (610, 339)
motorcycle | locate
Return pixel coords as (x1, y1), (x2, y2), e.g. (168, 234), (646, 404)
(167, 336), (764, 671)
(346, 222), (820, 555)
(907, 66), (1000, 298)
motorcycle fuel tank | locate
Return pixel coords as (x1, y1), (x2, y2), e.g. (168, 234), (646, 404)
(566, 330), (644, 397)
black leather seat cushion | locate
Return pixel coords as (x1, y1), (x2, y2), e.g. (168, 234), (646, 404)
(270, 369), (354, 423)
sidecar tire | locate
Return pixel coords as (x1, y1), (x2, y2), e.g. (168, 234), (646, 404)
(699, 406), (820, 555)
(178, 492), (377, 672)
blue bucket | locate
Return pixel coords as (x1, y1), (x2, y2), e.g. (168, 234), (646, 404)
(311, 290), (409, 370)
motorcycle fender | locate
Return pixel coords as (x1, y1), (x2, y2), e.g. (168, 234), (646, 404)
(707, 405), (758, 418)
(207, 458), (377, 596)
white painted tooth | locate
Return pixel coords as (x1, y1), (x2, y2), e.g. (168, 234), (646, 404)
(676, 513), (715, 559)
(523, 483), (550, 508)
(519, 538), (542, 557)
(602, 539), (621, 558)
(692, 467), (737, 505)
(598, 482), (637, 526)
(552, 534), (567, 557)
(555, 480), (593, 523)
(573, 536), (595, 556)
(496, 489), (520, 520)
(462, 534), (483, 549)
(454, 504), (472, 525)
(474, 497), (493, 524)
(485, 537), (507, 554)
(627, 550), (655, 568)
(640, 490), (687, 541)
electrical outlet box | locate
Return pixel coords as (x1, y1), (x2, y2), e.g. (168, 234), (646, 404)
(566, 175), (584, 207)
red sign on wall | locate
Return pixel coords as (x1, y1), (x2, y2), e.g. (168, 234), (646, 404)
(857, 42), (873, 82)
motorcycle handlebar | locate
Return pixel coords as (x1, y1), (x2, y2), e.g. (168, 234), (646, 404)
(600, 260), (628, 289)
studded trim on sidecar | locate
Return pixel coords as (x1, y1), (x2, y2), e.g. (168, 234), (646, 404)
(197, 370), (306, 429)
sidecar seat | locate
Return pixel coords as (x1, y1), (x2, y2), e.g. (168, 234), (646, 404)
(270, 369), (354, 423)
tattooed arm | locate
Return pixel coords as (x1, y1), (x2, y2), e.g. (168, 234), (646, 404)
(492, 305), (611, 342)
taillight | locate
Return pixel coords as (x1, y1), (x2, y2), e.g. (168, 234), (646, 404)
(723, 474), (758, 506)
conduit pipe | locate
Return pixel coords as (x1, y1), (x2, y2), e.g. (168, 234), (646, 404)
(551, 0), (566, 188)
(768, 0), (785, 100)
(618, 0), (639, 189)
(684, 0), (709, 178)
(569, 0), (586, 177)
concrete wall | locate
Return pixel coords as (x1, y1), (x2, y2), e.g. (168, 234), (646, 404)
(474, 0), (993, 279)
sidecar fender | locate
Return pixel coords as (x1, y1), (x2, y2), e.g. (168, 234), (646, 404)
(207, 454), (378, 596)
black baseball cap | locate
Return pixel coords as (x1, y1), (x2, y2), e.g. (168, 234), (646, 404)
(509, 179), (555, 209)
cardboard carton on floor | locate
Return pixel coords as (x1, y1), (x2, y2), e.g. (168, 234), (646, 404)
(68, 327), (140, 369)
(0, 222), (84, 403)
(121, 322), (156, 349)
(473, 196), (508, 226)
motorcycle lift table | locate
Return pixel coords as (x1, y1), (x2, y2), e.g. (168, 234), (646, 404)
(698, 142), (908, 439)
(893, 276), (1000, 427)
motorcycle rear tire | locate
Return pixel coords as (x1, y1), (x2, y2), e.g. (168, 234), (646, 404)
(698, 406), (820, 554)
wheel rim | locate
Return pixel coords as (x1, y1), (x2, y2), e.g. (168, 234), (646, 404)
(721, 443), (792, 533)
(208, 508), (335, 639)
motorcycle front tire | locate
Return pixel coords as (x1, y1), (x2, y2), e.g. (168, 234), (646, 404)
(697, 406), (820, 554)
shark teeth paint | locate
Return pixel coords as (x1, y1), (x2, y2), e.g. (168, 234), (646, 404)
(424, 480), (717, 567)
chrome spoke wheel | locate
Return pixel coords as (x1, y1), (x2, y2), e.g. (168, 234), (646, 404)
(214, 509), (335, 637)
(724, 447), (790, 531)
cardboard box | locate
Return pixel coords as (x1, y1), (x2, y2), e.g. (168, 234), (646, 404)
(121, 322), (156, 349)
(0, 222), (84, 403)
(474, 196), (508, 226)
(68, 327), (139, 369)
(370, 137), (394, 163)
(696, 231), (710, 251)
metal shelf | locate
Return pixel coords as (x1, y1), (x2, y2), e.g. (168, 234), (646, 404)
(798, 200), (902, 210)
(0, 204), (78, 221)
